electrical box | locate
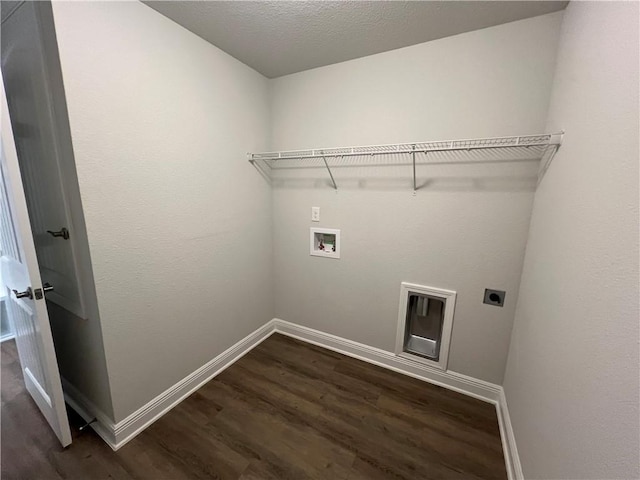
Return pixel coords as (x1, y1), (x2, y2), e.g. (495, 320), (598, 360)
(483, 289), (506, 307)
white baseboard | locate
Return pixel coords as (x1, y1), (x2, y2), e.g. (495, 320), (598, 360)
(62, 377), (117, 448)
(497, 388), (523, 480)
(64, 317), (521, 480)
(111, 319), (276, 449)
(272, 319), (522, 480)
(272, 318), (501, 404)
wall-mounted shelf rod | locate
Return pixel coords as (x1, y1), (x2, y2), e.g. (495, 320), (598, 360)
(248, 132), (564, 190)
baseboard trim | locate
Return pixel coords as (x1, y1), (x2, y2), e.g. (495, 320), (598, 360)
(272, 318), (501, 404)
(73, 317), (521, 479)
(111, 319), (276, 449)
(62, 377), (117, 449)
(271, 319), (522, 480)
(497, 388), (523, 480)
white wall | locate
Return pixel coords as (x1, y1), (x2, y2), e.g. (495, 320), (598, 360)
(503, 3), (640, 479)
(269, 13), (562, 384)
(52, 1), (273, 421)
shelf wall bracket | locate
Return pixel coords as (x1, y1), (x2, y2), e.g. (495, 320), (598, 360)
(537, 130), (564, 185)
(321, 154), (338, 190)
(412, 145), (417, 192)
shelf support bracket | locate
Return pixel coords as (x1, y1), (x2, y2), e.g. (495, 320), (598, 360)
(412, 145), (417, 192)
(537, 130), (564, 185)
(321, 154), (338, 190)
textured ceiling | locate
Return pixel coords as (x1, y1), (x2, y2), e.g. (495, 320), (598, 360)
(143, 1), (568, 79)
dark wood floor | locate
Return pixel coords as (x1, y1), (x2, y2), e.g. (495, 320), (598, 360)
(2, 334), (507, 479)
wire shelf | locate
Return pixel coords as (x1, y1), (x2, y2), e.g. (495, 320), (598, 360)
(248, 132), (563, 190)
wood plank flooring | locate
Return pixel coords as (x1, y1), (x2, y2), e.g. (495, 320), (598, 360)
(1, 334), (507, 479)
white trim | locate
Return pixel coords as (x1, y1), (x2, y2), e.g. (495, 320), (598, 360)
(1, 333), (15, 343)
(497, 388), (523, 480)
(395, 282), (456, 370)
(273, 318), (499, 404)
(25, 367), (52, 407)
(310, 227), (341, 259)
(70, 317), (520, 479)
(111, 320), (276, 449)
(273, 319), (522, 480)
